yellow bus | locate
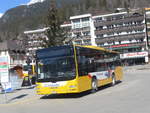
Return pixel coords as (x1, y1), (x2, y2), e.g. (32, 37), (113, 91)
(35, 45), (123, 95)
(23, 63), (36, 76)
(22, 63), (36, 85)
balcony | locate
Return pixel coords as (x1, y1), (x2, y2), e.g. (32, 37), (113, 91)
(64, 35), (91, 44)
(28, 43), (42, 48)
(94, 15), (144, 27)
(72, 28), (82, 33)
(147, 32), (150, 36)
(72, 27), (90, 33)
(82, 27), (90, 32)
(95, 24), (145, 35)
(95, 33), (145, 44)
(102, 42), (146, 49)
(82, 35), (91, 40)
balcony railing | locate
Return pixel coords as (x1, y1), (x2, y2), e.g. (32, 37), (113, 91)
(82, 27), (90, 32)
(94, 15), (144, 27)
(64, 35), (91, 43)
(101, 42), (146, 49)
(95, 33), (145, 44)
(72, 27), (90, 33)
(147, 32), (150, 36)
(95, 24), (145, 35)
(72, 28), (82, 33)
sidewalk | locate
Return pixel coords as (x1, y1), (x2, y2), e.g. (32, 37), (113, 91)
(0, 86), (40, 105)
(123, 63), (150, 72)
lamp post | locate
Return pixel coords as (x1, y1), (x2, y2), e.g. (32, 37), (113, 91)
(65, 34), (85, 45)
(144, 9), (149, 51)
(77, 34), (84, 45)
(144, 8), (150, 63)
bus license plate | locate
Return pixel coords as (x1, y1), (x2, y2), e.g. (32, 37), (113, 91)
(44, 83), (59, 87)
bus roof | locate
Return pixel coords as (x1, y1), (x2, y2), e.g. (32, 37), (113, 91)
(75, 45), (119, 54)
(36, 45), (119, 55)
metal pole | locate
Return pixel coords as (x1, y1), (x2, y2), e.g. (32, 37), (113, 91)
(144, 9), (149, 50)
(3, 83), (8, 104)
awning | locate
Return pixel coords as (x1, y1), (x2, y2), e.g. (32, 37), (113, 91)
(112, 46), (140, 50)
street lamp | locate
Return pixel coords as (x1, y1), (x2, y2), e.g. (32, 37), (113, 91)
(76, 34), (84, 45)
(144, 9), (149, 51)
(65, 34), (84, 45)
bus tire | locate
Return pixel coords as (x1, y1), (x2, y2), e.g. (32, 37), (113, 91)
(111, 74), (116, 86)
(91, 78), (98, 93)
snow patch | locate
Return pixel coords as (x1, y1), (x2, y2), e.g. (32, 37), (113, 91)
(0, 13), (3, 18)
(27, 0), (45, 5)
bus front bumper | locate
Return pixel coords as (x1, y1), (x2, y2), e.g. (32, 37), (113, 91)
(36, 82), (78, 95)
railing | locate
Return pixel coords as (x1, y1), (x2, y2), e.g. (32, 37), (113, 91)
(82, 27), (90, 32)
(95, 24), (145, 35)
(72, 27), (90, 33)
(101, 42), (146, 48)
(64, 35), (91, 44)
(72, 28), (82, 33)
(94, 16), (144, 27)
(95, 33), (145, 43)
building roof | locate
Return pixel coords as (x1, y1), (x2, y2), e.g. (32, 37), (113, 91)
(0, 40), (24, 51)
(70, 14), (92, 20)
(61, 23), (71, 27)
(92, 12), (127, 19)
(24, 27), (49, 34)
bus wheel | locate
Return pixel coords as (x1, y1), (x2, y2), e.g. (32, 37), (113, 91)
(91, 78), (98, 93)
(111, 74), (116, 86)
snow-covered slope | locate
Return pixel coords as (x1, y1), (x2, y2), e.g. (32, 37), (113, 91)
(27, 0), (46, 5)
(0, 13), (3, 18)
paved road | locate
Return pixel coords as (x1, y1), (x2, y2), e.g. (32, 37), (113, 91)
(0, 65), (150, 113)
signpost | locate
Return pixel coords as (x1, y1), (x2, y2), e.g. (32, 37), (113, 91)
(0, 56), (11, 103)
(0, 56), (11, 90)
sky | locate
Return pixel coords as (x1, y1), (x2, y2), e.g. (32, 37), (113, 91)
(0, 0), (31, 17)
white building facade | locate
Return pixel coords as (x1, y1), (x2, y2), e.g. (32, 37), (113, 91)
(24, 10), (149, 64)
(69, 14), (96, 45)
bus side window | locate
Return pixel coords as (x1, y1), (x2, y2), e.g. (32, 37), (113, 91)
(78, 56), (88, 76)
(107, 62), (113, 70)
(114, 60), (122, 66)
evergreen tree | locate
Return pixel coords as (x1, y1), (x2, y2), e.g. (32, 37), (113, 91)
(42, 0), (67, 48)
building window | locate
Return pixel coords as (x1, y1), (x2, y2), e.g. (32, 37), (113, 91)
(83, 32), (90, 36)
(82, 17), (90, 28)
(96, 34), (103, 38)
(72, 19), (81, 29)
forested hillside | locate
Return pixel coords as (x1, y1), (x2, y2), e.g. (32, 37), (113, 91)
(0, 0), (150, 41)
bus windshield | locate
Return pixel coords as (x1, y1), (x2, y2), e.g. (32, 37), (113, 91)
(37, 56), (76, 82)
(38, 57), (75, 82)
